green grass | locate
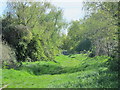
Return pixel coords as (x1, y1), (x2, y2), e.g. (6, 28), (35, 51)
(2, 54), (118, 88)
(0, 69), (2, 88)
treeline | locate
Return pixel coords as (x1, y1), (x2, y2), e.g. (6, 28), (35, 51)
(62, 2), (119, 56)
(61, 2), (119, 71)
(1, 1), (119, 70)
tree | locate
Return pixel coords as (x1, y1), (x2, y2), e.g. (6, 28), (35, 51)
(63, 2), (118, 57)
(2, 1), (66, 62)
(81, 2), (118, 56)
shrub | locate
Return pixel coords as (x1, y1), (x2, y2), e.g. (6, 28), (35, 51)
(1, 41), (18, 69)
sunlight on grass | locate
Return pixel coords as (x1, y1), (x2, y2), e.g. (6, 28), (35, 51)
(2, 54), (118, 88)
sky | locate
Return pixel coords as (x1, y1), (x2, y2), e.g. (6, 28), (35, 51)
(52, 2), (85, 22)
(0, 0), (7, 16)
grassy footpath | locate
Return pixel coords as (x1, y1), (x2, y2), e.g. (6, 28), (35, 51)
(2, 54), (118, 88)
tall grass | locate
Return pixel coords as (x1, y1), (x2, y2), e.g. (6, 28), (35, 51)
(2, 54), (118, 88)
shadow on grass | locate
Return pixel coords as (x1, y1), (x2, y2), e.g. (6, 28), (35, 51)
(17, 63), (64, 75)
(17, 62), (90, 75)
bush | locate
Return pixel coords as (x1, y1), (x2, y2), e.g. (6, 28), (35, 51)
(1, 41), (18, 69)
(2, 24), (32, 62)
(75, 39), (92, 52)
(2, 24), (32, 47)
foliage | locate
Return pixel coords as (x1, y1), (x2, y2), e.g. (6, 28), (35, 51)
(1, 41), (20, 69)
(62, 2), (118, 57)
(83, 1), (119, 72)
(27, 35), (47, 61)
(2, 2), (66, 62)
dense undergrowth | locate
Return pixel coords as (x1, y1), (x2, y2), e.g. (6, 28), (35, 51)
(2, 54), (118, 88)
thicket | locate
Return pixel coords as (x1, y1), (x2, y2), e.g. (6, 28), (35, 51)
(1, 2), (66, 67)
(62, 2), (119, 56)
